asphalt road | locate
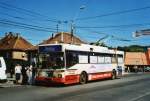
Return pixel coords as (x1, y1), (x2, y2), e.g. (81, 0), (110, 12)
(0, 73), (150, 101)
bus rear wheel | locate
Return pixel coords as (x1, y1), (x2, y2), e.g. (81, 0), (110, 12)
(79, 72), (87, 84)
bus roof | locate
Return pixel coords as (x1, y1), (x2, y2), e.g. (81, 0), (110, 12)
(39, 43), (124, 55)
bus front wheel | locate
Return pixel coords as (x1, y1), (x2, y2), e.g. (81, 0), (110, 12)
(79, 72), (88, 84)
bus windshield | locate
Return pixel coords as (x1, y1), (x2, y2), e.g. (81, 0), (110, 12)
(39, 52), (64, 69)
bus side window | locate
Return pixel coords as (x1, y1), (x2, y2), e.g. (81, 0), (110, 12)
(112, 55), (117, 63)
(66, 53), (78, 67)
(79, 55), (88, 64)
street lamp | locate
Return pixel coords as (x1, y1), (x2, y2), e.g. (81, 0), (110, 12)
(70, 5), (86, 43)
(133, 29), (150, 38)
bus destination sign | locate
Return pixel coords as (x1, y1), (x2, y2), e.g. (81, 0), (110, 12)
(39, 45), (62, 53)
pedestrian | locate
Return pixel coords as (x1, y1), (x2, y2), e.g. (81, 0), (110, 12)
(15, 64), (22, 84)
(117, 66), (122, 77)
(134, 66), (138, 73)
(26, 65), (33, 85)
(21, 66), (28, 85)
(127, 67), (130, 73)
(32, 66), (37, 85)
(10, 67), (14, 78)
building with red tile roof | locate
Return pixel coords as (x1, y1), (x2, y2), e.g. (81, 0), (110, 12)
(0, 32), (34, 72)
(0, 33), (33, 51)
(39, 32), (86, 45)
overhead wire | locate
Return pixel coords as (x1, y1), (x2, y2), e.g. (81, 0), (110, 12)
(0, 1), (70, 34)
(0, 18), (57, 32)
(0, 11), (34, 20)
(0, 1), (146, 44)
(0, 21), (55, 32)
(0, 18), (57, 30)
(77, 27), (134, 42)
(0, 11), (60, 24)
(76, 5), (150, 21)
(0, 1), (59, 23)
(75, 22), (150, 29)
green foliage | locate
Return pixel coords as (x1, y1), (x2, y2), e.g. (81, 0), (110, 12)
(117, 45), (148, 52)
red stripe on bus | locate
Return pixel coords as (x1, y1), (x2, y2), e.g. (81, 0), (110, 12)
(35, 75), (79, 85)
(64, 75), (79, 84)
(90, 72), (112, 80)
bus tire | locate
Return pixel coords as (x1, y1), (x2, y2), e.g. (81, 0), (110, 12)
(111, 70), (117, 80)
(79, 71), (88, 84)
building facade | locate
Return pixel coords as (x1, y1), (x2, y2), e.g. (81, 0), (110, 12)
(0, 32), (33, 72)
(125, 50), (150, 72)
(40, 32), (86, 45)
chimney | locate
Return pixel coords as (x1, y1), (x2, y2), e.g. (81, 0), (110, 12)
(9, 32), (13, 36)
(7, 32), (13, 38)
(16, 33), (20, 38)
(52, 33), (54, 38)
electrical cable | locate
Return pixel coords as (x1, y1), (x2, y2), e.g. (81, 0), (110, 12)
(76, 6), (150, 21)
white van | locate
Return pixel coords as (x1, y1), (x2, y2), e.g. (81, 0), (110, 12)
(0, 57), (7, 82)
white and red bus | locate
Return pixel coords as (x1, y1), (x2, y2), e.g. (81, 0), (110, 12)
(35, 43), (124, 85)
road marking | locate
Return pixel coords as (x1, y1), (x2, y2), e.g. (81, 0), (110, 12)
(129, 91), (150, 101)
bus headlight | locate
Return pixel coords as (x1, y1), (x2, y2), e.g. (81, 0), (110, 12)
(38, 71), (48, 77)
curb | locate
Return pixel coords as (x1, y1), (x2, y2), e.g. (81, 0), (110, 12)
(0, 80), (22, 88)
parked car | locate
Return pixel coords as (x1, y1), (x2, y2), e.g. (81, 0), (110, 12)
(0, 57), (7, 82)
(144, 67), (150, 72)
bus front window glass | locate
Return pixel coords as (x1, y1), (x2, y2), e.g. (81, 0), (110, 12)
(39, 52), (64, 69)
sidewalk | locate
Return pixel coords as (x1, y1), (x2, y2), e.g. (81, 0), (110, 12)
(0, 72), (148, 88)
(0, 81), (22, 88)
(123, 72), (135, 75)
(0, 77), (22, 88)
(123, 71), (149, 77)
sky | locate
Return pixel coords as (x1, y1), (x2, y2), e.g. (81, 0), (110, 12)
(0, 0), (150, 47)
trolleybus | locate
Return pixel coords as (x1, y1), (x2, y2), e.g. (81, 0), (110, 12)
(35, 43), (124, 85)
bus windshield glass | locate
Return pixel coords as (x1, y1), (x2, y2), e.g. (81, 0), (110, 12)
(39, 52), (64, 69)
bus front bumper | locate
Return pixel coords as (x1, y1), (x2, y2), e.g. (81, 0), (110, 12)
(35, 77), (65, 85)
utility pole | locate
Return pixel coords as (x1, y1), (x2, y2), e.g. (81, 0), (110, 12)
(70, 5), (85, 44)
(56, 24), (59, 33)
(71, 20), (74, 44)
